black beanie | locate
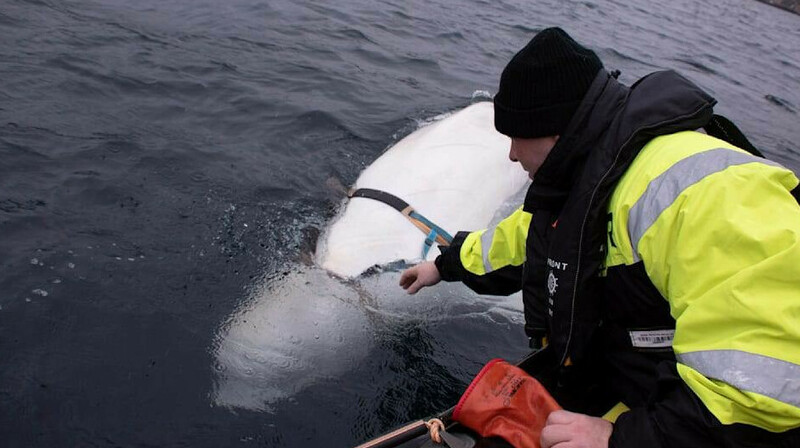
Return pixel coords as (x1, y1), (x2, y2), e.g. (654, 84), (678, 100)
(494, 27), (603, 138)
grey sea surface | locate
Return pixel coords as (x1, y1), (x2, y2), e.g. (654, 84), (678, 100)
(1, 0), (799, 447)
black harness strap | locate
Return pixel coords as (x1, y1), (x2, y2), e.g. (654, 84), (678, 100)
(348, 188), (453, 247)
(349, 188), (412, 214)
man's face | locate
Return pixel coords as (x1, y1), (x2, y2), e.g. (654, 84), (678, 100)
(508, 136), (559, 179)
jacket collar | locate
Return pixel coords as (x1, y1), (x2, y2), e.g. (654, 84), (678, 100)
(524, 70), (626, 212)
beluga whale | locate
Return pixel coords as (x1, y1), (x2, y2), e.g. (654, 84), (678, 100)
(211, 101), (529, 412)
(317, 101), (528, 278)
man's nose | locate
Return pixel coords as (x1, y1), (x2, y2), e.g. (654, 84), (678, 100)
(508, 145), (518, 162)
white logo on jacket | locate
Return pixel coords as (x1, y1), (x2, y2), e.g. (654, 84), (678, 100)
(547, 258), (569, 271)
(547, 270), (558, 296)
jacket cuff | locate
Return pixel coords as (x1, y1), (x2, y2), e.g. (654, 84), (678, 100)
(608, 408), (663, 448)
(434, 231), (471, 282)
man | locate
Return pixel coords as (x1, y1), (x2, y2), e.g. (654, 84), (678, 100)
(399, 28), (800, 447)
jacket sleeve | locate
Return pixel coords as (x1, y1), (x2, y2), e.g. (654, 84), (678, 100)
(610, 145), (800, 445)
(610, 363), (800, 447)
(434, 206), (530, 296)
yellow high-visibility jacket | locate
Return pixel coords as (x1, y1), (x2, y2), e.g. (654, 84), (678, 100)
(451, 131), (800, 434)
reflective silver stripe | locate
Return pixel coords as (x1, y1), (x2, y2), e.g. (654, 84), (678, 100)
(480, 228), (495, 273)
(628, 149), (782, 262)
(677, 350), (800, 408)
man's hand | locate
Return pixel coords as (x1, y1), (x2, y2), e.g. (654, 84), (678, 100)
(540, 410), (613, 448)
(399, 261), (441, 294)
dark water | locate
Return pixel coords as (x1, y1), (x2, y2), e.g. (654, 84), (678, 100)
(1, 0), (798, 446)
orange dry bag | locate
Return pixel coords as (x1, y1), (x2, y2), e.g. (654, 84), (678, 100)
(451, 358), (561, 448)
